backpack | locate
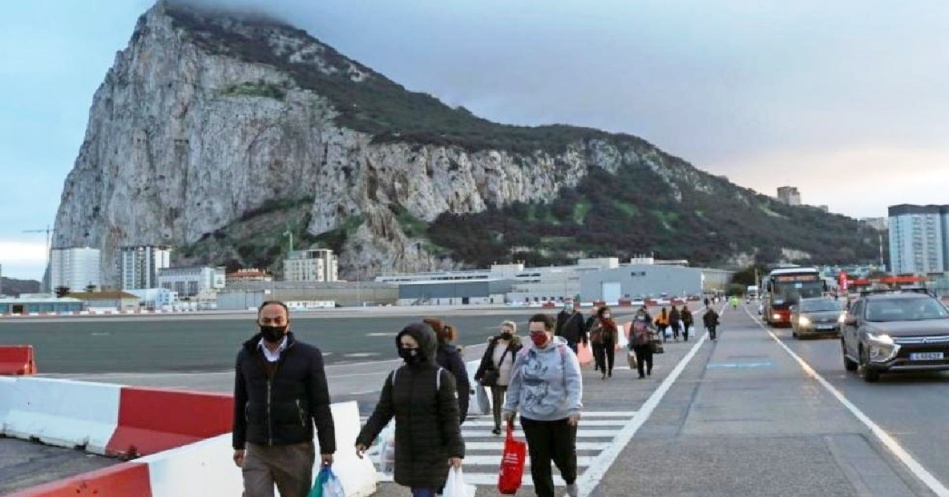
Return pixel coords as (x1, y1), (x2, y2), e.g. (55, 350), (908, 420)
(390, 366), (446, 390)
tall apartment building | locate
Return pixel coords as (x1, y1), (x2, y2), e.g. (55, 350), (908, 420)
(888, 204), (949, 274)
(119, 246), (171, 290)
(283, 249), (338, 282)
(776, 186), (802, 206)
(50, 247), (101, 291)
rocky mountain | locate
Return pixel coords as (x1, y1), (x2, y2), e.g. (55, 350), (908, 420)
(51, 1), (880, 283)
(0, 277), (41, 297)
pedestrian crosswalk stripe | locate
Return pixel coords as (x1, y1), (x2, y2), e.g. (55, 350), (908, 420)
(463, 428), (619, 438)
(464, 441), (608, 450)
(464, 419), (628, 427)
(366, 411), (638, 488)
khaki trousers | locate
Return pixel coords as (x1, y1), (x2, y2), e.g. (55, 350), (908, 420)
(242, 441), (315, 497)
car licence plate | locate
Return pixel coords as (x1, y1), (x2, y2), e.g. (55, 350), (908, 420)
(816, 324), (836, 330)
(909, 352), (945, 361)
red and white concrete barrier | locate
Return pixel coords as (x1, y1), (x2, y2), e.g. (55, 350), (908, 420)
(0, 345), (37, 375)
(2, 378), (377, 497)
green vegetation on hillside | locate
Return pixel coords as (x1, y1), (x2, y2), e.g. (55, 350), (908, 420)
(222, 80), (287, 100)
(426, 164), (881, 268)
(165, 7), (652, 155)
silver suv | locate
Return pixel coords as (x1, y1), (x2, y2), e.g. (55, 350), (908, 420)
(841, 290), (949, 382)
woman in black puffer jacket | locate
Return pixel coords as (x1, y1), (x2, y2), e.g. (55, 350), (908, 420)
(425, 318), (470, 423)
(355, 323), (465, 496)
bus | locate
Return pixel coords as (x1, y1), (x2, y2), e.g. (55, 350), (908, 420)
(762, 267), (826, 327)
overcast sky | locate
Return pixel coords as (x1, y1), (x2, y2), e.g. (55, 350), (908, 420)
(1, 0), (947, 281)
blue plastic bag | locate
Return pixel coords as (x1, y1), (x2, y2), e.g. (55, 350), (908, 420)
(308, 465), (345, 497)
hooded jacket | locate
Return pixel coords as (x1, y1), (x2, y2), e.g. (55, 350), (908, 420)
(232, 332), (335, 454)
(356, 323), (465, 489)
(503, 336), (583, 422)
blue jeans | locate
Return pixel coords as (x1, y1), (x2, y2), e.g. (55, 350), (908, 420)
(412, 488), (436, 497)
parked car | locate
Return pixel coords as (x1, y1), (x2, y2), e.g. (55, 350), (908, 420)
(791, 297), (844, 339)
(841, 289), (949, 382)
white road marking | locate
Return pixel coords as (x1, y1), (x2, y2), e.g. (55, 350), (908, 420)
(747, 307), (949, 497)
(576, 330), (708, 496)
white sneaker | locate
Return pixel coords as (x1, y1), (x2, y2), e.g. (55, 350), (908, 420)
(566, 482), (578, 496)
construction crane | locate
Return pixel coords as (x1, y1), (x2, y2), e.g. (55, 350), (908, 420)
(22, 225), (54, 292)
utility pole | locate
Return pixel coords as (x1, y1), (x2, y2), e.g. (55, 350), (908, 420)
(23, 225), (54, 293)
(878, 231), (884, 269)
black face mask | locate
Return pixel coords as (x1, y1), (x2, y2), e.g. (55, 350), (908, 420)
(500, 332), (513, 340)
(260, 325), (287, 343)
(398, 347), (423, 364)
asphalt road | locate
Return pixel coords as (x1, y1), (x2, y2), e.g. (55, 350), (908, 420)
(766, 305), (949, 494)
(0, 306), (614, 374)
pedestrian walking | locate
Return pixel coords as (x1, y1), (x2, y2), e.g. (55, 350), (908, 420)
(232, 301), (336, 497)
(474, 320), (523, 435)
(425, 317), (470, 424)
(629, 307), (656, 379)
(668, 306), (682, 341)
(555, 301), (587, 354)
(704, 306), (721, 340)
(589, 306), (619, 379)
(356, 323), (465, 497)
(654, 307), (670, 342)
(503, 313), (583, 497)
(680, 304), (694, 341)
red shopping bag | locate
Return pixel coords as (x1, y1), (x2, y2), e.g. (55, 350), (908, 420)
(498, 420), (527, 494)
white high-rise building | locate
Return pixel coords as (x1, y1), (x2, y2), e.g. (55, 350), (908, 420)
(119, 246), (171, 290)
(888, 204), (948, 275)
(50, 247), (101, 292)
(283, 249), (338, 282)
(158, 266), (226, 297)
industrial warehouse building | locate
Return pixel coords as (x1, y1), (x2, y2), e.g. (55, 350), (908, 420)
(579, 264), (704, 302)
(0, 296), (84, 315)
(396, 279), (514, 306)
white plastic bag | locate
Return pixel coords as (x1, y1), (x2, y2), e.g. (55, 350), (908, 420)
(322, 466), (346, 497)
(374, 420), (396, 474)
(444, 466), (477, 497)
(476, 385), (491, 415)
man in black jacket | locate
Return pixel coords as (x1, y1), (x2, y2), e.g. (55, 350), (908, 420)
(233, 301), (336, 497)
(555, 301), (587, 354)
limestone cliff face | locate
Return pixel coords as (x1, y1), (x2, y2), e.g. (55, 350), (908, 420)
(52, 2), (730, 282)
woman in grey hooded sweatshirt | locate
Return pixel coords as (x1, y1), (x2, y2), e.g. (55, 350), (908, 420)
(503, 313), (583, 497)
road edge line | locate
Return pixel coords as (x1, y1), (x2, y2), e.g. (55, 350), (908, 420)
(576, 329), (708, 496)
(750, 307), (949, 497)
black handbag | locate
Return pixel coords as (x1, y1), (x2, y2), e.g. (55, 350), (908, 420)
(480, 347), (510, 387)
(480, 367), (500, 387)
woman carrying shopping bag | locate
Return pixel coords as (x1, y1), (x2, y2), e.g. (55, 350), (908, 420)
(474, 320), (522, 435)
(355, 323), (464, 497)
(503, 313), (583, 497)
(589, 306), (619, 379)
(629, 307), (656, 379)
